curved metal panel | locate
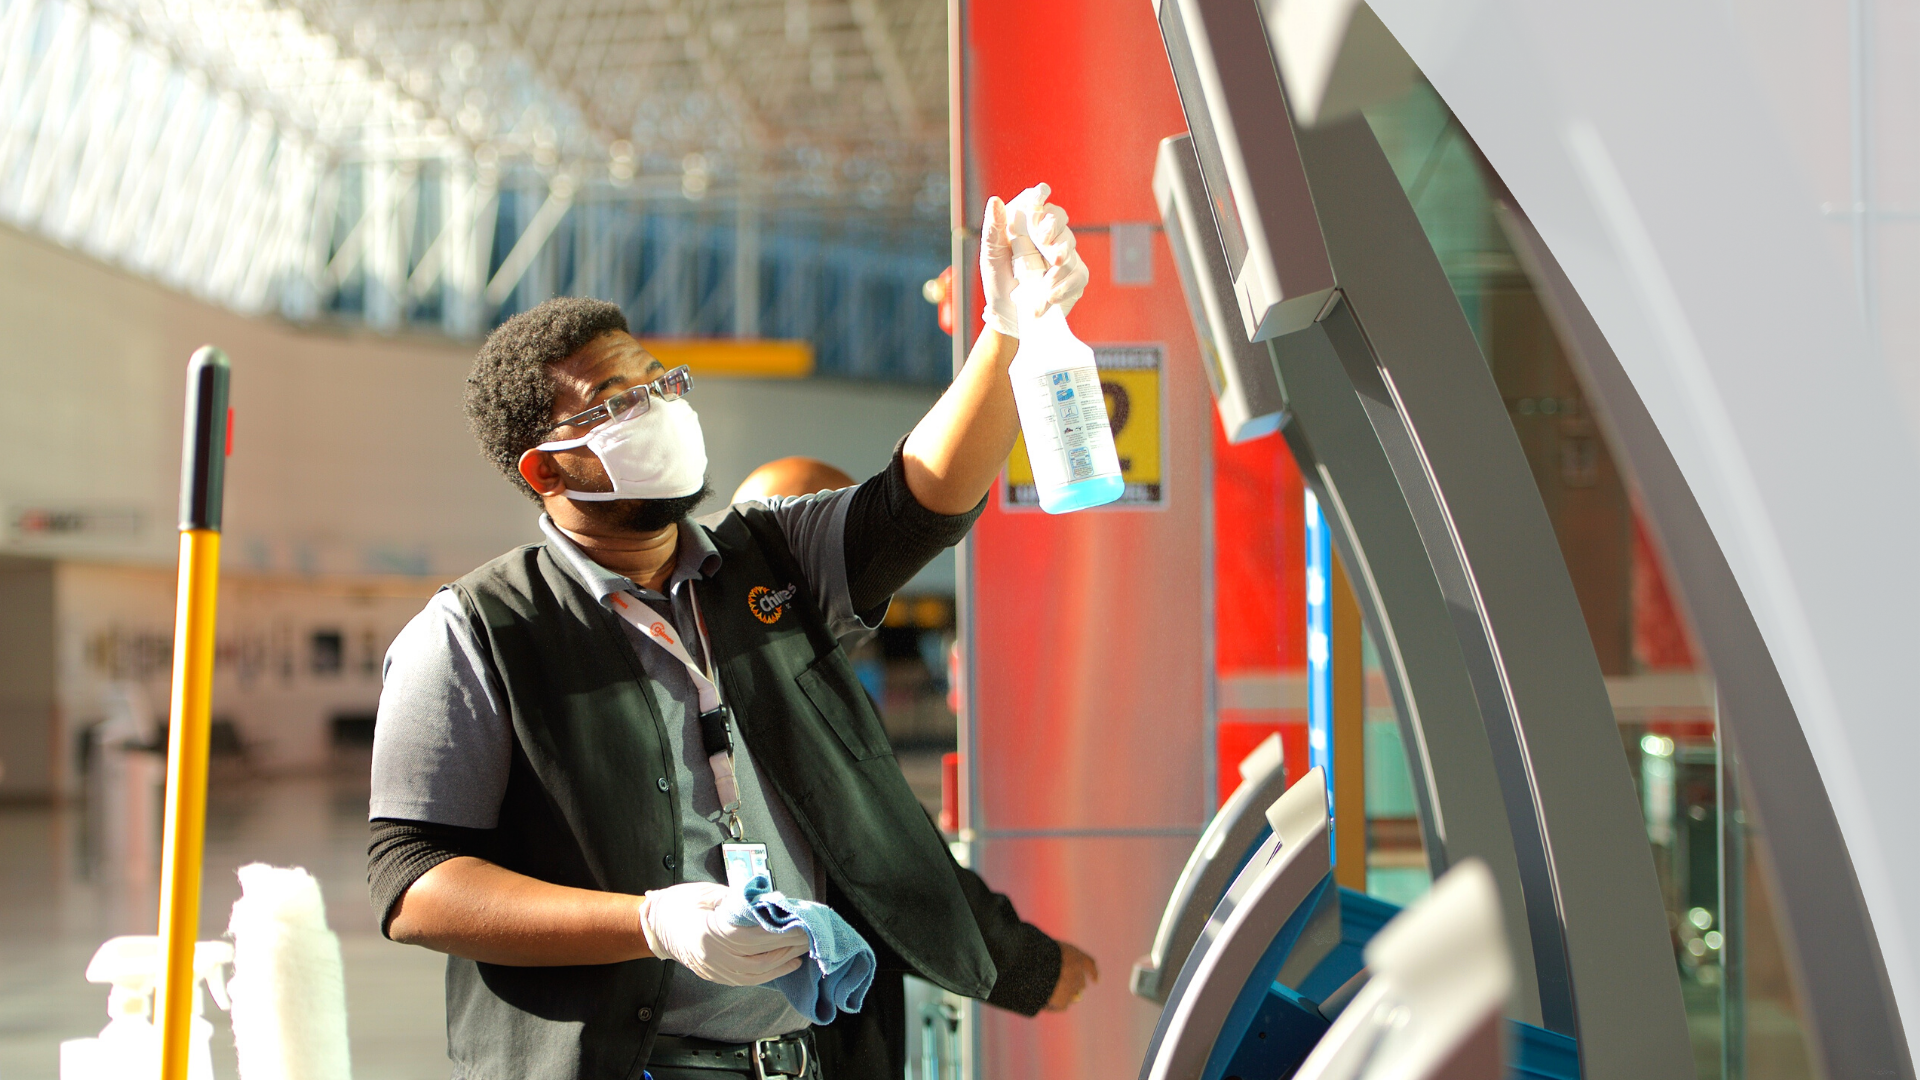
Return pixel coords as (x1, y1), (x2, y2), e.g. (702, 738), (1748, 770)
(1140, 771), (1333, 1080)
(1280, 114), (1691, 1079)
(1271, 329), (1544, 1027)
(1132, 734), (1292, 1004)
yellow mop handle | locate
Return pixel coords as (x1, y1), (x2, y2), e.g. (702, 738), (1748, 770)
(155, 346), (231, 1080)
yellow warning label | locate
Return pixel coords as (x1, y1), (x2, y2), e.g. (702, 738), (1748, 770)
(1007, 344), (1165, 508)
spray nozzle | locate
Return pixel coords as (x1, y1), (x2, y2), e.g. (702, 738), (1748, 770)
(1004, 185), (1054, 278)
(83, 935), (234, 1023)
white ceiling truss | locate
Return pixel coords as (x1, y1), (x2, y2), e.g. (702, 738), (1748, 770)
(0, 0), (951, 373)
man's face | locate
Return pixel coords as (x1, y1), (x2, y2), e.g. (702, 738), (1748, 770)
(529, 330), (710, 533)
(542, 330), (669, 494)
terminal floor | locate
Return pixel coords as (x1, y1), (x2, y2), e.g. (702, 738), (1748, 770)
(4, 753), (1801, 1080)
(0, 750), (948, 1080)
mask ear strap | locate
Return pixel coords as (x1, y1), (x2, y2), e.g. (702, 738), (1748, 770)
(530, 436), (617, 498)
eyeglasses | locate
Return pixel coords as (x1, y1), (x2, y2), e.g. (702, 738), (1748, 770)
(549, 365), (694, 434)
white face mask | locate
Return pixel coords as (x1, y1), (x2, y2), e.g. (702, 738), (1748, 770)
(535, 397), (708, 501)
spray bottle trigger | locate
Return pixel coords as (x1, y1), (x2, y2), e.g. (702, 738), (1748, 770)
(202, 960), (231, 1013)
(191, 939), (233, 1013)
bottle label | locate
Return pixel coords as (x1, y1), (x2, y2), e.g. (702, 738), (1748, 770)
(1022, 364), (1120, 487)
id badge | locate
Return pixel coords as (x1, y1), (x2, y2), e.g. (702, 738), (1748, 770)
(722, 843), (770, 890)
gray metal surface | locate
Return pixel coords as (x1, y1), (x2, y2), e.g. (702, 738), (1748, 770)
(1280, 113), (1690, 1079)
(1494, 195), (1914, 1080)
(1370, 0), (1920, 1058)
(1153, 0), (1336, 341)
(1131, 734), (1291, 1004)
(1139, 771), (1333, 1080)
(1155, 134), (1291, 444)
(1271, 342), (1543, 1027)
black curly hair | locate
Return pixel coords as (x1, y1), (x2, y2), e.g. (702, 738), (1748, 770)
(465, 297), (630, 502)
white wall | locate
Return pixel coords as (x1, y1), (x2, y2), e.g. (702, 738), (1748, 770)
(55, 563), (437, 785)
(0, 221), (531, 577)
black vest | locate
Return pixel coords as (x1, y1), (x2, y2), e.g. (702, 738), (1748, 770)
(444, 506), (995, 1080)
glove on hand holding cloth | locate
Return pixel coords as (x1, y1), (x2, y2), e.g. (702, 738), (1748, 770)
(639, 881), (811, 987)
(718, 875), (877, 1025)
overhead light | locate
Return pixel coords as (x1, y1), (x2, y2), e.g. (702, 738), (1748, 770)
(682, 153), (710, 199)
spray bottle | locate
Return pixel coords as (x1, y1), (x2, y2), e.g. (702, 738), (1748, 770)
(60, 935), (232, 1080)
(1005, 190), (1125, 514)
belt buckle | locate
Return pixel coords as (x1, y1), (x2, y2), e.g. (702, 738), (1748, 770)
(752, 1034), (808, 1080)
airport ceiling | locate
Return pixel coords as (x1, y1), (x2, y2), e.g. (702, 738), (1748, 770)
(86, 0), (952, 217)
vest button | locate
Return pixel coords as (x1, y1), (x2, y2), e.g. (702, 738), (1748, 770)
(637, 1007), (652, 1022)
(657, 777), (670, 792)
(663, 854), (677, 870)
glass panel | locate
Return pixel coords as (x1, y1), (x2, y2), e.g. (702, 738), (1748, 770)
(1362, 628), (1431, 907)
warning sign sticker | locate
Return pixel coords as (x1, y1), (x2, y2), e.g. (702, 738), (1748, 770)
(1007, 343), (1166, 509)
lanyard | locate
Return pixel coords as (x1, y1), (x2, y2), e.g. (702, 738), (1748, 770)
(609, 584), (745, 841)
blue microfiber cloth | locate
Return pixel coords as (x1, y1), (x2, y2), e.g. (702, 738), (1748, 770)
(719, 874), (876, 1024)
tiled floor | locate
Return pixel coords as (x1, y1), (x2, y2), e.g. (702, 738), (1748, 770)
(1, 747), (951, 1080)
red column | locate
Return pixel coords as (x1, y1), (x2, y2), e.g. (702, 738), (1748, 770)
(962, 3), (1208, 1077)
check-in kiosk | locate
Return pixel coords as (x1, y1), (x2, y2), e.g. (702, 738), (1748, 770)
(1291, 860), (1511, 1080)
(1131, 734), (1291, 1003)
(1135, 768), (1575, 1080)
(1138, 768), (1342, 1080)
(1146, 0), (1692, 1077)
(1135, 766), (1447, 1080)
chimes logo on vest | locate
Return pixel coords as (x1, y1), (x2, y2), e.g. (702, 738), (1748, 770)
(748, 583), (798, 624)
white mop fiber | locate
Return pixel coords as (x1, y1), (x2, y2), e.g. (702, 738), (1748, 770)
(227, 864), (352, 1080)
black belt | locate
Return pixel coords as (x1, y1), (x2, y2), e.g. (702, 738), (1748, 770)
(648, 1031), (817, 1078)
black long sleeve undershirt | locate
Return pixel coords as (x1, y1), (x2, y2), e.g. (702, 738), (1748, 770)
(368, 818), (490, 936)
(838, 437), (987, 616)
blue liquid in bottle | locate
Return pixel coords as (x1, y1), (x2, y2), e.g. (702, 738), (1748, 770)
(1006, 207), (1124, 514)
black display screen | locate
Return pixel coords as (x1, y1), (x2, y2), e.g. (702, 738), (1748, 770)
(1159, 0), (1252, 279)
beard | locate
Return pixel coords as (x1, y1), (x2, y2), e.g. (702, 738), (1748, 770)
(552, 455), (713, 532)
(580, 483), (713, 533)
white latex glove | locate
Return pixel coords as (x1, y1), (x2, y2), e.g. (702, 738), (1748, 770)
(640, 881), (810, 987)
(979, 194), (1021, 338)
(1006, 183), (1090, 320)
(980, 183), (1091, 337)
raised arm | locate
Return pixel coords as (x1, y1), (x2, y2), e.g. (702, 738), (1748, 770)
(902, 187), (1088, 515)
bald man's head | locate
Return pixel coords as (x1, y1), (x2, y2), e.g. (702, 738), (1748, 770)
(732, 457), (858, 503)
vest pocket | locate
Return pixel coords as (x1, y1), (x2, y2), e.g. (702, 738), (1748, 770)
(796, 651), (893, 761)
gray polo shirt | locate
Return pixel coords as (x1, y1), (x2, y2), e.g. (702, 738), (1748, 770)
(371, 493), (875, 1042)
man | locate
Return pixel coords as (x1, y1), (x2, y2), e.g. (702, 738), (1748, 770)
(730, 457), (1100, 1079)
(367, 186), (1090, 1080)
(732, 457), (859, 504)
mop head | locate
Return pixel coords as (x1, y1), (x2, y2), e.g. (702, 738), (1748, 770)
(227, 864), (352, 1080)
